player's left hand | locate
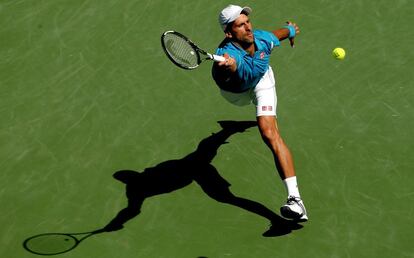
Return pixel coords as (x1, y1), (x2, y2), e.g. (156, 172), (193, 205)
(286, 21), (300, 36)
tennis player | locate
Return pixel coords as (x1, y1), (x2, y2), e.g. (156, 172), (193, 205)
(212, 5), (308, 221)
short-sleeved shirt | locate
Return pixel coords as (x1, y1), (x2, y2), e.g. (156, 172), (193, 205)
(212, 29), (280, 93)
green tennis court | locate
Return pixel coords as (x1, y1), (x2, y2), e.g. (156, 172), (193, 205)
(1, 0), (413, 257)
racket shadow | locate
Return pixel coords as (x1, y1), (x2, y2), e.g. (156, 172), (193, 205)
(22, 229), (105, 256)
(103, 121), (303, 237)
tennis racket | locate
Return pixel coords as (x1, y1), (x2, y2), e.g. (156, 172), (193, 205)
(23, 229), (104, 255)
(161, 30), (225, 70)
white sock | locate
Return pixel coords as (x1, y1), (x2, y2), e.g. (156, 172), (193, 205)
(283, 176), (300, 198)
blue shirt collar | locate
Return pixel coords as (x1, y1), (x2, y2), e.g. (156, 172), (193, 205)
(229, 30), (265, 56)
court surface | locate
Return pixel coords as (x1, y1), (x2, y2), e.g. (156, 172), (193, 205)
(1, 0), (413, 257)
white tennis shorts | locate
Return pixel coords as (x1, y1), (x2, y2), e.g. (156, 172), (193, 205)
(220, 66), (277, 117)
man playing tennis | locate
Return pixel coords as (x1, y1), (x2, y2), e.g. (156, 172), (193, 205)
(212, 5), (308, 222)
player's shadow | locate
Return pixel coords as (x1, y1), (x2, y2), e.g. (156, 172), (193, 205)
(102, 121), (303, 237)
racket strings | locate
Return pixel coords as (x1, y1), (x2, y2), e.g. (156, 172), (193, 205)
(163, 34), (198, 68)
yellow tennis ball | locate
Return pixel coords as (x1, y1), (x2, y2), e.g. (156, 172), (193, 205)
(333, 47), (346, 60)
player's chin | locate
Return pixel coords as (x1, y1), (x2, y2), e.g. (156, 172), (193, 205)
(243, 36), (254, 44)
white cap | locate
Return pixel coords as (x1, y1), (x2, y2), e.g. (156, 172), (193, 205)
(219, 4), (252, 31)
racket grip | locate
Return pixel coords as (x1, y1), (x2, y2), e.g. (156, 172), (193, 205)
(212, 54), (226, 62)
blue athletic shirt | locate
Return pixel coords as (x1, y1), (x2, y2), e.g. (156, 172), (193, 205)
(212, 29), (280, 93)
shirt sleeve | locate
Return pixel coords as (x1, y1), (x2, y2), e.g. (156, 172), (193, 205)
(255, 29), (280, 50)
(216, 47), (243, 66)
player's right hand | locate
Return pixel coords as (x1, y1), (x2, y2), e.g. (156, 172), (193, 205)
(218, 53), (237, 72)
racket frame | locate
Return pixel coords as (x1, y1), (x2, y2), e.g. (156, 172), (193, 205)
(161, 30), (225, 70)
(23, 230), (100, 256)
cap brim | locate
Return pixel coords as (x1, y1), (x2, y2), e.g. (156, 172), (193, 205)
(241, 6), (252, 15)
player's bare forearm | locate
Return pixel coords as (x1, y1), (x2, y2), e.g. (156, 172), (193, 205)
(272, 21), (300, 41)
(273, 28), (290, 41)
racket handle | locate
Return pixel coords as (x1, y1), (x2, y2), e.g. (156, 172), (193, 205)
(211, 54), (226, 62)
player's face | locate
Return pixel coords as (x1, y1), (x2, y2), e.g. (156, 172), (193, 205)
(227, 14), (254, 44)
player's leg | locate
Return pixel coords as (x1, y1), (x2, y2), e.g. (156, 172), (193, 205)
(254, 66), (308, 222)
(256, 116), (307, 221)
(256, 116), (295, 180)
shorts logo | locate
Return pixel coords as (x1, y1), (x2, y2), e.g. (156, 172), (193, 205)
(261, 106), (273, 111)
(260, 52), (265, 59)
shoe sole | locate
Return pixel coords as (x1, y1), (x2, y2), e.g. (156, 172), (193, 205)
(280, 207), (308, 222)
(296, 215), (308, 222)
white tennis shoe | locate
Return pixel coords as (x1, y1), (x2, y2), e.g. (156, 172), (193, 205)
(280, 196), (308, 222)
